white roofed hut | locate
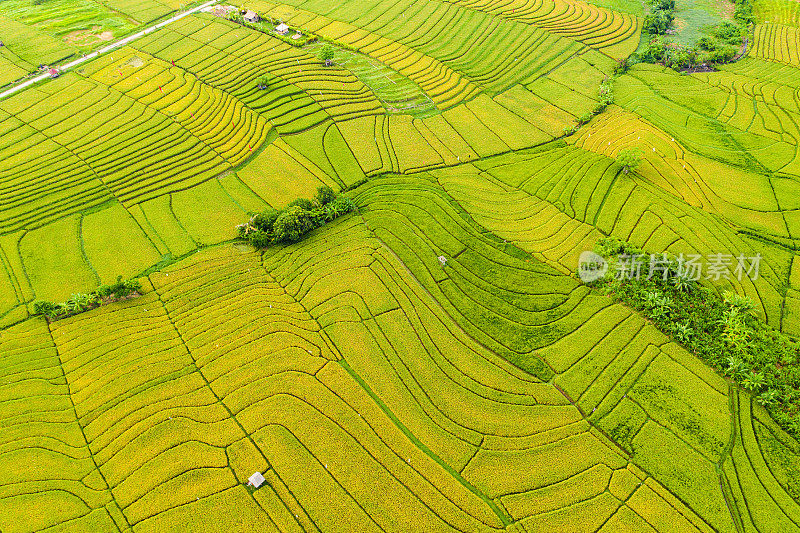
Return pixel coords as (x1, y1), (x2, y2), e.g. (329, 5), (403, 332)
(248, 472), (265, 488)
(275, 23), (289, 35)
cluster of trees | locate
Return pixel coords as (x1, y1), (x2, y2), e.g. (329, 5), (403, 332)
(639, 6), (747, 70)
(639, 28), (744, 70)
(733, 0), (755, 25)
(695, 24), (742, 63)
(590, 237), (800, 438)
(237, 186), (355, 248)
(636, 0), (749, 70)
(32, 276), (142, 321)
(643, 0), (675, 35)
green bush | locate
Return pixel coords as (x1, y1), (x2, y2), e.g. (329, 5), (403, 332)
(252, 210), (280, 233)
(97, 275), (141, 299)
(616, 147), (643, 174)
(734, 0), (755, 25)
(31, 276), (142, 321)
(705, 45), (737, 63)
(598, 79), (613, 106)
(238, 190), (355, 248)
(315, 185), (336, 206)
(249, 230), (272, 248)
(652, 0), (675, 9)
(714, 22), (744, 44)
(327, 196), (355, 218)
(595, 236), (643, 257)
(697, 37), (715, 51)
(690, 21), (745, 66)
(640, 37), (668, 63)
(287, 198), (315, 210)
(643, 10), (674, 35)
(32, 302), (67, 321)
(273, 206), (318, 243)
(318, 45), (335, 66)
(613, 57), (634, 75)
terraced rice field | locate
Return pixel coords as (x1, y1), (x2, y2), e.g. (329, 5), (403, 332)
(3, 0), (800, 531)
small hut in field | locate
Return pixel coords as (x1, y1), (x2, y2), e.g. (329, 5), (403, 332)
(247, 472), (265, 488)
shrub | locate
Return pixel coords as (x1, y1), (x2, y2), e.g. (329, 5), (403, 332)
(595, 236), (643, 257)
(640, 37), (668, 62)
(613, 57), (634, 75)
(724, 291), (755, 314)
(577, 112), (594, 125)
(249, 230), (272, 248)
(239, 191), (355, 248)
(706, 45), (737, 63)
(273, 206), (318, 243)
(673, 273), (696, 293)
(97, 284), (113, 298)
(598, 79), (613, 106)
(287, 198), (314, 210)
(110, 276), (133, 297)
(643, 10), (674, 35)
(96, 276), (141, 299)
(734, 0), (755, 25)
(315, 185), (336, 206)
(697, 37), (715, 51)
(670, 48), (698, 70)
(32, 300), (56, 316)
(318, 45), (335, 66)
(66, 294), (90, 314)
(616, 147), (642, 174)
(671, 322), (695, 343)
(252, 209), (281, 233)
(757, 388), (780, 406)
(652, 0), (675, 9)
(714, 22), (744, 44)
(329, 195), (355, 215)
(122, 278), (141, 296)
(32, 292), (114, 321)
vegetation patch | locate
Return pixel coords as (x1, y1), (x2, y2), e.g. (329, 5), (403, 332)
(589, 236), (800, 438)
(32, 275), (142, 321)
(237, 186), (355, 247)
(636, 0), (750, 70)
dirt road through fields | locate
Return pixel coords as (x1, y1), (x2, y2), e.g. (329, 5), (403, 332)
(0, 0), (218, 100)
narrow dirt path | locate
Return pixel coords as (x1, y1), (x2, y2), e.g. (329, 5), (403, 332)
(0, 0), (218, 100)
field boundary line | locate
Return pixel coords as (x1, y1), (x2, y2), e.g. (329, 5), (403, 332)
(337, 359), (513, 527)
